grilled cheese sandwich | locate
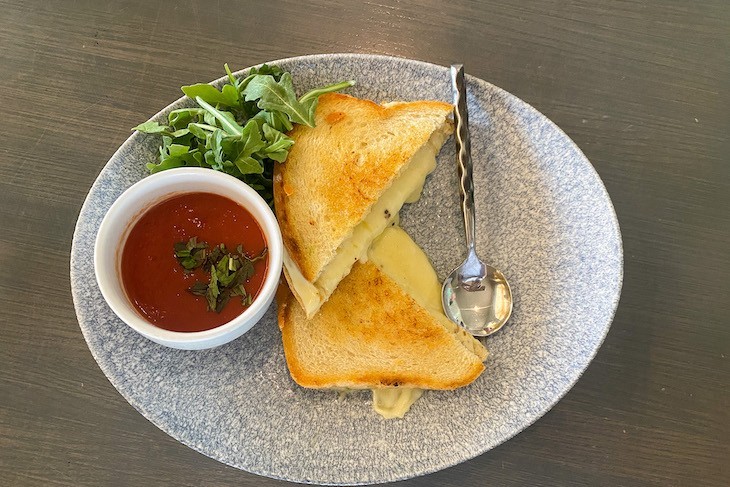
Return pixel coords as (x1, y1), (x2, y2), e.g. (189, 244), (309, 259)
(274, 94), (453, 317)
(278, 227), (488, 418)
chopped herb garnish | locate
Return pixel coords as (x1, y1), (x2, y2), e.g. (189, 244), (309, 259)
(173, 236), (208, 270)
(173, 237), (266, 313)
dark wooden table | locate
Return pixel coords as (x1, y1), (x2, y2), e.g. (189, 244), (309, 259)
(2, 1), (728, 485)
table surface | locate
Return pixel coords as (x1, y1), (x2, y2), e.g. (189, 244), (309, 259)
(1, 1), (728, 485)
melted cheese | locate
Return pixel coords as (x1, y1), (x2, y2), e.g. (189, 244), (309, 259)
(282, 249), (320, 313)
(372, 388), (424, 419)
(284, 129), (448, 318)
(367, 226), (446, 419)
(367, 226), (443, 314)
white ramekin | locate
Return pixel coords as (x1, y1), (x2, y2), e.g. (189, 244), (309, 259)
(94, 168), (283, 350)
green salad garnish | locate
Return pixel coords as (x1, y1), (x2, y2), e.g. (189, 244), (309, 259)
(134, 64), (354, 205)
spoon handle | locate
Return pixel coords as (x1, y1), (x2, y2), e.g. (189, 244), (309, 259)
(450, 64), (477, 253)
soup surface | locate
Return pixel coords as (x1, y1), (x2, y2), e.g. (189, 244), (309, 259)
(121, 192), (268, 332)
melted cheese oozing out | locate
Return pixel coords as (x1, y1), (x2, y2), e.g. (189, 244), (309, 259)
(372, 388), (424, 419)
(283, 129), (448, 318)
(370, 226), (488, 360)
(367, 226), (443, 313)
(366, 226), (445, 419)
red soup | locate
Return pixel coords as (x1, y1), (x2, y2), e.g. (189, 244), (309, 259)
(120, 192), (268, 332)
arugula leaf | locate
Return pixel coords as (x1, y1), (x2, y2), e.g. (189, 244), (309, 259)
(243, 74), (355, 128)
(181, 83), (240, 108)
(168, 128), (190, 138)
(225, 119), (267, 175)
(187, 122), (216, 140)
(233, 156), (262, 175)
(207, 131), (224, 165)
(248, 63), (284, 79)
(259, 124), (294, 162)
(299, 80), (356, 103)
(298, 80), (356, 125)
(242, 73), (314, 126)
(251, 109), (293, 133)
(133, 121), (170, 134)
(224, 63), (237, 86)
(202, 110), (218, 127)
(196, 97), (243, 136)
(230, 63), (279, 95)
(168, 108), (206, 128)
(134, 121), (190, 140)
(148, 144), (202, 173)
(236, 119), (267, 154)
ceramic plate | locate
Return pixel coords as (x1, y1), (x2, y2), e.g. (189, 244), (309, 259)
(71, 53), (622, 485)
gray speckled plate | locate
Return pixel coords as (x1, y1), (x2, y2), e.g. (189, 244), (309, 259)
(71, 54), (622, 485)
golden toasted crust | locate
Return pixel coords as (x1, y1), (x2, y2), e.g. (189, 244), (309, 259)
(273, 93), (453, 283)
(278, 261), (487, 390)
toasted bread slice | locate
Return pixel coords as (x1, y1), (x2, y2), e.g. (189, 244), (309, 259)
(278, 228), (487, 392)
(274, 93), (453, 318)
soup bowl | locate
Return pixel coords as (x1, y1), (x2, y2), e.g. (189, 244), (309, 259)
(94, 168), (283, 350)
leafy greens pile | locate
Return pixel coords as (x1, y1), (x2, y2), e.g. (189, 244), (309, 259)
(134, 64), (354, 205)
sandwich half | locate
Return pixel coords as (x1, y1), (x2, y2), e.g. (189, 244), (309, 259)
(278, 227), (488, 418)
(274, 93), (453, 318)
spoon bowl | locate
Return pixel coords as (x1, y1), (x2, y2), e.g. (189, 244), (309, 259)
(442, 64), (513, 336)
(442, 261), (513, 336)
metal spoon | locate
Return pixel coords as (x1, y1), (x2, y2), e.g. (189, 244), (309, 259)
(441, 64), (513, 337)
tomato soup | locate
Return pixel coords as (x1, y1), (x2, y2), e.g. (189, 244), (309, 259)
(120, 192), (268, 332)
